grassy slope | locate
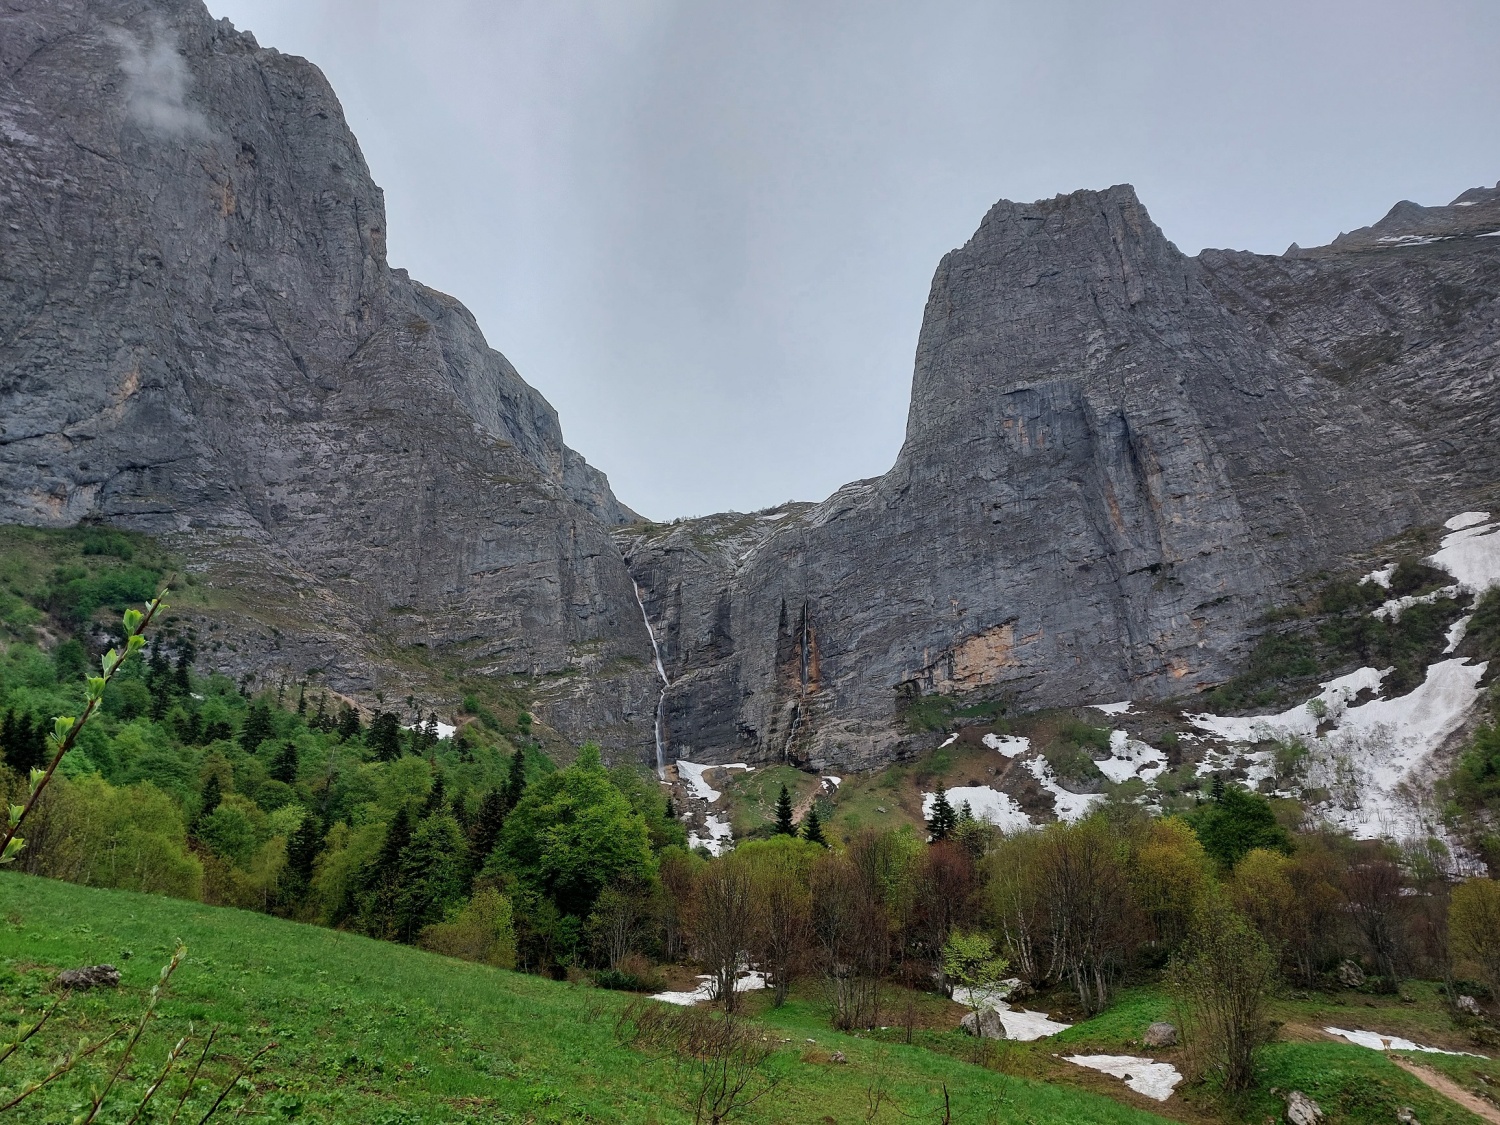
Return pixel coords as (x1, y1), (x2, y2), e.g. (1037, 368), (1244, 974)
(0, 875), (1169, 1125)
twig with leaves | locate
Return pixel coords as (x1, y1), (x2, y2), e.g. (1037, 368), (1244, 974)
(2, 591), (167, 866)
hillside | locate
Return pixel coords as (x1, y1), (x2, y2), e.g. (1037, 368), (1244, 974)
(1, 874), (1171, 1125)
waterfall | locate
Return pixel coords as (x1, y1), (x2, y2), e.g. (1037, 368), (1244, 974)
(631, 579), (670, 778)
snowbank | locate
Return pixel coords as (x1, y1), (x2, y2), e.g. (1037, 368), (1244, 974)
(689, 814), (734, 856)
(1097, 729), (1167, 785)
(652, 969), (769, 1006)
(982, 733), (1030, 757)
(1065, 1055), (1183, 1101)
(402, 719), (456, 740)
(1091, 701), (1133, 715)
(1324, 1027), (1487, 1058)
(922, 786), (1032, 832)
(997, 1008), (1072, 1041)
(1023, 757), (1104, 822)
(676, 761), (750, 804)
(1427, 514), (1500, 593)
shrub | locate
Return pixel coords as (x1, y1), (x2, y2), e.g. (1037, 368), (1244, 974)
(419, 887), (518, 969)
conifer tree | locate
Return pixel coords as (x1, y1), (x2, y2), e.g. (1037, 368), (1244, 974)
(173, 632), (196, 695)
(422, 773), (447, 819)
(0, 709), (46, 775)
(336, 703), (362, 741)
(286, 812), (323, 885)
(774, 784), (797, 835)
(959, 800), (974, 823)
(503, 748), (527, 811)
(664, 795), (676, 820)
(801, 805), (827, 847)
(269, 740), (299, 785)
(240, 699), (274, 753)
(296, 682), (307, 716)
(928, 790), (957, 841)
(194, 773), (223, 832)
(468, 786), (507, 872)
(370, 711), (402, 761)
(312, 693), (328, 731)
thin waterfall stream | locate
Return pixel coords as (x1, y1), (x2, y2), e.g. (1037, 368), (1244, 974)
(630, 578), (670, 778)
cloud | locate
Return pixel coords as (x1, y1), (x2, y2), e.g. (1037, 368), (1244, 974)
(106, 19), (209, 138)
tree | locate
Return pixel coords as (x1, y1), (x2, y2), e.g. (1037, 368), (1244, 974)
(335, 703), (362, 742)
(358, 805), (414, 939)
(488, 744), (655, 921)
(286, 812), (322, 886)
(1040, 817), (1138, 1013)
(1170, 898), (1276, 1093)
(773, 785), (796, 836)
(1343, 854), (1410, 989)
(744, 837), (813, 1007)
(419, 887), (517, 968)
(504, 748), (527, 811)
(173, 632), (196, 695)
(468, 786), (507, 873)
(809, 850), (888, 1030)
(943, 930), (1009, 1029)
(694, 858), (756, 1012)
(590, 884), (647, 970)
(240, 700), (274, 754)
(269, 741), (300, 785)
(1189, 784), (1291, 870)
(912, 841), (975, 991)
(393, 816), (469, 943)
(927, 791), (957, 841)
(1129, 817), (1212, 955)
(0, 709), (47, 776)
(800, 805), (826, 847)
(369, 711), (402, 762)
(193, 773), (223, 832)
(1449, 877), (1500, 1014)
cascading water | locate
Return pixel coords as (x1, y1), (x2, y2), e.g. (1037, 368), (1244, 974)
(631, 579), (670, 778)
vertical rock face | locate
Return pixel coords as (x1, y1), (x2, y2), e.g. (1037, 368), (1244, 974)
(0, 0), (658, 745)
(624, 185), (1500, 770)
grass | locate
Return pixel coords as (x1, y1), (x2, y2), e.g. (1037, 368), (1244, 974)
(0, 874), (1173, 1124)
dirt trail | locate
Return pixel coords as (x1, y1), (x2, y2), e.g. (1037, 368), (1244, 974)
(1389, 1056), (1500, 1124)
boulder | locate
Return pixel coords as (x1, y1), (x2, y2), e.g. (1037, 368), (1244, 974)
(1397, 1107), (1420, 1125)
(1456, 994), (1483, 1016)
(1336, 960), (1366, 988)
(829, 1050), (847, 1064)
(1285, 1090), (1324, 1125)
(56, 965), (120, 990)
(1142, 1021), (1178, 1048)
(959, 1007), (1007, 1039)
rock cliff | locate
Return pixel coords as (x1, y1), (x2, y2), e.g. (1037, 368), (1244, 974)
(0, 0), (658, 747)
(621, 184), (1500, 771)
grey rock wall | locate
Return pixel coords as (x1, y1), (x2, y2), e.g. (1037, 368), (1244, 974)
(624, 185), (1500, 771)
(0, 0), (659, 751)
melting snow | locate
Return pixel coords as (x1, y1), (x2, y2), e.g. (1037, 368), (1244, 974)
(1427, 515), (1500, 593)
(982, 733), (1030, 757)
(403, 720), (456, 740)
(998, 1008), (1072, 1041)
(676, 761), (750, 804)
(689, 814), (735, 856)
(923, 786), (1032, 832)
(1188, 667), (1386, 744)
(822, 776), (842, 788)
(1024, 757), (1105, 822)
(1362, 563), (1396, 589)
(1065, 1055), (1183, 1101)
(652, 969), (769, 1006)
(1445, 511), (1491, 531)
(1097, 730), (1168, 784)
(938, 733), (959, 748)
(1444, 615), (1473, 654)
(952, 981), (1026, 1008)
(1376, 234), (1452, 246)
(1479, 230), (1500, 237)
(1372, 585), (1461, 621)
(1091, 701), (1133, 715)
(1324, 1027), (1487, 1058)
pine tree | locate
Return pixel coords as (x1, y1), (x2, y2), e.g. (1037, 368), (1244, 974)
(240, 700), (274, 753)
(927, 790), (957, 841)
(194, 773), (223, 832)
(503, 748), (527, 811)
(801, 805), (827, 846)
(369, 711), (402, 762)
(146, 635), (170, 692)
(664, 795), (676, 820)
(449, 790), (471, 834)
(312, 693), (328, 731)
(174, 632), (196, 696)
(269, 740), (300, 785)
(364, 806), (413, 891)
(468, 786), (507, 871)
(774, 784), (796, 835)
(421, 773), (447, 819)
(336, 704), (362, 741)
(0, 709), (46, 775)
(296, 683), (307, 716)
(959, 800), (974, 823)
(286, 813), (323, 885)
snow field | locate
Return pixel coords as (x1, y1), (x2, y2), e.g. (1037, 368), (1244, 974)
(1064, 1055), (1183, 1101)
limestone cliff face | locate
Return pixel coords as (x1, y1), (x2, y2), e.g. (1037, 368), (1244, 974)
(0, 0), (658, 746)
(622, 184), (1500, 771)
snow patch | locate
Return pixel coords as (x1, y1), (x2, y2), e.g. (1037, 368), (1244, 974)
(1445, 511), (1490, 531)
(1427, 516), (1500, 594)
(922, 786), (1032, 832)
(1444, 614), (1473, 654)
(689, 814), (735, 856)
(822, 776), (841, 788)
(1065, 1055), (1183, 1101)
(1376, 234), (1452, 245)
(402, 720), (456, 740)
(1362, 563), (1396, 589)
(1324, 1027), (1487, 1058)
(1188, 666), (1386, 744)
(997, 1008), (1072, 1041)
(1023, 757), (1105, 822)
(652, 969), (769, 1006)
(982, 733), (1030, 757)
(1372, 585), (1461, 622)
(675, 761), (749, 804)
(1091, 701), (1133, 715)
(938, 733), (959, 748)
(1097, 730), (1168, 784)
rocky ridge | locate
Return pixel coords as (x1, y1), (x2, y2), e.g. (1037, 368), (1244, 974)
(623, 184), (1500, 771)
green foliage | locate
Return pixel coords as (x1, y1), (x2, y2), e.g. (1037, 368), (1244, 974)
(489, 744), (657, 920)
(926, 790), (956, 841)
(419, 886), (518, 968)
(1189, 784), (1292, 870)
(942, 931), (1008, 1003)
(1466, 587), (1500, 660)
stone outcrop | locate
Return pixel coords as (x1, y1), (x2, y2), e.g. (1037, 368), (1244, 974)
(622, 184), (1500, 771)
(0, 0), (659, 748)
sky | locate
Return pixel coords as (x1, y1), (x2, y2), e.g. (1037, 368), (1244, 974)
(203, 0), (1500, 522)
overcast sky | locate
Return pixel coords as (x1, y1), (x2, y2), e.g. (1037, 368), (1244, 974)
(204, 0), (1500, 521)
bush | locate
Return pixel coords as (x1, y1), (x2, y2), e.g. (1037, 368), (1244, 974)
(419, 887), (518, 969)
